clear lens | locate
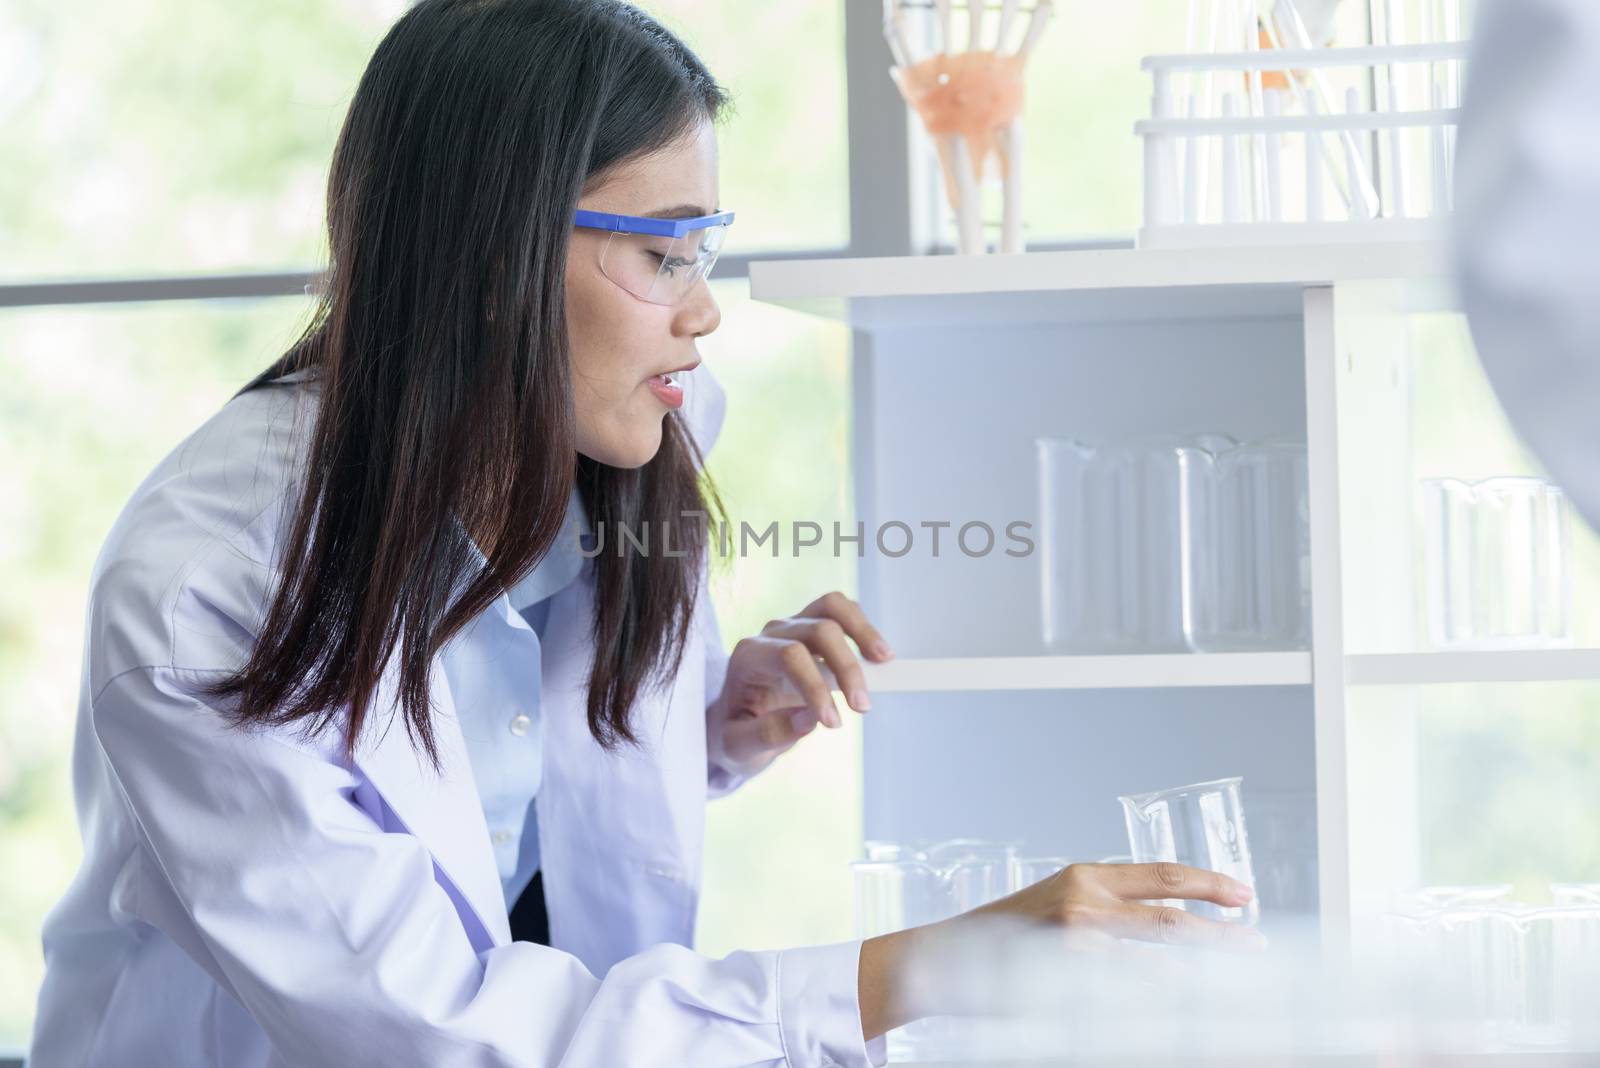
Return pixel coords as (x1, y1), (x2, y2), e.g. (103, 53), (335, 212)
(597, 221), (728, 306)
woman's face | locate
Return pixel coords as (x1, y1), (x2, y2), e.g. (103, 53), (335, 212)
(566, 118), (722, 468)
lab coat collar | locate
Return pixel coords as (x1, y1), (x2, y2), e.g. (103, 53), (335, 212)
(451, 483), (591, 615)
(505, 483), (591, 610)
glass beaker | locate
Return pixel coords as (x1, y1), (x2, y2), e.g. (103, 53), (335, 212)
(1037, 435), (1226, 653)
(1118, 776), (1259, 924)
(1193, 439), (1311, 651)
(850, 839), (1021, 938)
(1036, 437), (1132, 652)
(1422, 476), (1571, 649)
(1510, 907), (1600, 1048)
(1435, 907), (1524, 1044)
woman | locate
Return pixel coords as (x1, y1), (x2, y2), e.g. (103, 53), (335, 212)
(29, 2), (1260, 1064)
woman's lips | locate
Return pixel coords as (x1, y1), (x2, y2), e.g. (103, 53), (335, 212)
(647, 372), (684, 409)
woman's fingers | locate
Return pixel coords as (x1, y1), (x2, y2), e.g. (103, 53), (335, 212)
(802, 590), (894, 662)
(749, 591), (895, 726)
(738, 634), (840, 728)
(721, 704), (819, 764)
(1101, 903), (1268, 951)
(761, 616), (872, 718)
(1097, 861), (1254, 910)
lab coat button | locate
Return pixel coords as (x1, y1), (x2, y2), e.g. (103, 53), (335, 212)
(508, 713), (531, 737)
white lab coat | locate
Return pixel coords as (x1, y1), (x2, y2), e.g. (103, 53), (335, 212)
(29, 367), (885, 1067)
(1454, 0), (1600, 529)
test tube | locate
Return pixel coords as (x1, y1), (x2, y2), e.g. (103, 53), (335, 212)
(1343, 88), (1371, 221)
(1184, 95), (1203, 224)
(1430, 80), (1450, 214)
(1264, 90), (1284, 222)
(1386, 82), (1409, 217)
(1304, 91), (1324, 222)
(1222, 92), (1245, 223)
(1244, 0), (1267, 223)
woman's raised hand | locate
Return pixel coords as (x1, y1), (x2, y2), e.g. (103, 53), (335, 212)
(707, 590), (893, 778)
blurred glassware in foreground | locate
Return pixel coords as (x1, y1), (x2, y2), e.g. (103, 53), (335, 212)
(852, 837), (1031, 1061)
(1368, 889), (1600, 1051)
(888, 909), (1600, 1061)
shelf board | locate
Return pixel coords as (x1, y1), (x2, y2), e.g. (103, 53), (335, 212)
(837, 649), (1600, 694)
(748, 240), (1455, 328)
(1346, 649), (1600, 686)
(857, 652), (1311, 692)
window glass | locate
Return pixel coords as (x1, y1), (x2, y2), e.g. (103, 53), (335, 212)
(643, 2), (849, 250)
(1418, 683), (1600, 898)
(1, 1), (407, 281)
(0, 1), (848, 285)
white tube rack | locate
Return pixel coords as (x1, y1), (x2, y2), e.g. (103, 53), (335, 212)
(1138, 42), (1470, 248)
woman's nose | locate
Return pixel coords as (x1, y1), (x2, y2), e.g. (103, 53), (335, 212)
(673, 278), (721, 338)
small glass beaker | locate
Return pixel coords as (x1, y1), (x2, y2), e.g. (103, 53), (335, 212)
(1118, 776), (1259, 924)
(1422, 476), (1571, 649)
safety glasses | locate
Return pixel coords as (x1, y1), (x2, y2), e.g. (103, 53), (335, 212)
(572, 208), (734, 306)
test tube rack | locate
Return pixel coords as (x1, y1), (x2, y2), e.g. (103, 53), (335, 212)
(1137, 41), (1469, 248)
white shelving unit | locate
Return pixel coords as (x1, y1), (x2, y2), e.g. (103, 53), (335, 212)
(748, 238), (1597, 936)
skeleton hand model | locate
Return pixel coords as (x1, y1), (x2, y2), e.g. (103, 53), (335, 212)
(884, 0), (1054, 254)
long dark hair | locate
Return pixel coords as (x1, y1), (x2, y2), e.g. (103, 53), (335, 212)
(209, 0), (730, 767)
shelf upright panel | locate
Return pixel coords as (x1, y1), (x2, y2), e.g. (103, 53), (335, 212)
(1304, 284), (1355, 933)
(1316, 280), (1436, 925)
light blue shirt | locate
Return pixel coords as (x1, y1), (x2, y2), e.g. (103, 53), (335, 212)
(442, 484), (592, 911)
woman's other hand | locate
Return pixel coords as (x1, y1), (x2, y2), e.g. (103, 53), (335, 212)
(859, 861), (1266, 1041)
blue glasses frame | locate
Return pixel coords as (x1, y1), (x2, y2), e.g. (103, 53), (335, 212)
(572, 209), (735, 236)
